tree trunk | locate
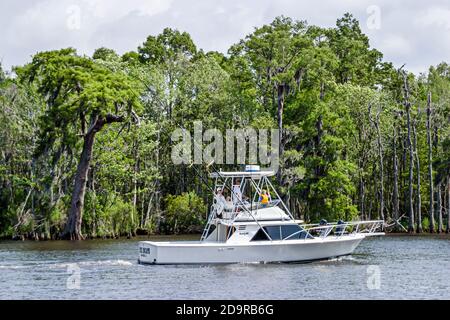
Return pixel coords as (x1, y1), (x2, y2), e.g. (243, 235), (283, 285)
(62, 130), (97, 240)
(155, 126), (162, 232)
(412, 122), (423, 233)
(359, 176), (365, 220)
(437, 184), (443, 233)
(426, 92), (435, 233)
(369, 105), (385, 222)
(144, 191), (155, 228)
(132, 141), (138, 231)
(61, 113), (122, 240)
(276, 84), (285, 185)
(393, 123), (400, 229)
(401, 72), (414, 233)
(91, 166), (97, 237)
(376, 122), (385, 222)
(447, 176), (450, 234)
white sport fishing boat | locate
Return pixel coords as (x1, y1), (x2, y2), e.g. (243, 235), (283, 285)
(138, 166), (384, 265)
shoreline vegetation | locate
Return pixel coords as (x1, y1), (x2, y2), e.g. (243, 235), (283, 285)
(2, 232), (450, 242)
(2, 230), (202, 241)
(0, 13), (449, 241)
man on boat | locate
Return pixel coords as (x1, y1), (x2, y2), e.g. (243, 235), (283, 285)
(232, 179), (243, 211)
(226, 196), (233, 208)
(215, 188), (227, 218)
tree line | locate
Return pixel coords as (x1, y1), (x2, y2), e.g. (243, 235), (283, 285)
(0, 13), (449, 240)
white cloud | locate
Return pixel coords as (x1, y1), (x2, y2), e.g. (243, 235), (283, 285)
(0, 0), (449, 75)
(1, 0), (173, 65)
(379, 34), (412, 56)
(9, 0), (173, 35)
(415, 6), (450, 29)
(83, 0), (173, 20)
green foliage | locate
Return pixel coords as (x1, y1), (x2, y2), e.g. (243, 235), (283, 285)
(0, 15), (449, 239)
(164, 192), (206, 234)
(0, 63), (6, 84)
(95, 197), (135, 237)
(16, 48), (142, 156)
(92, 47), (119, 61)
(308, 160), (358, 221)
(328, 13), (384, 86)
(177, 56), (234, 127)
(138, 27), (197, 64)
(422, 217), (430, 232)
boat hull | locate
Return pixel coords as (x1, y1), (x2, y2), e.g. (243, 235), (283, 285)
(138, 234), (365, 265)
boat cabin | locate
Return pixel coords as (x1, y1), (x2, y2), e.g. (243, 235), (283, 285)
(204, 220), (313, 243)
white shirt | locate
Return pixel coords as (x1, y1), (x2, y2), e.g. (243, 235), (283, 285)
(215, 194), (227, 213)
(232, 185), (242, 205)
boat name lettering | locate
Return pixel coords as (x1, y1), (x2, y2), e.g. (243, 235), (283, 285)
(140, 247), (151, 254)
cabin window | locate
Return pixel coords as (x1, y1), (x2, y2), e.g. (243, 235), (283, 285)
(264, 226), (282, 240)
(226, 226), (236, 239)
(206, 225), (216, 237)
(281, 225), (312, 240)
(251, 225), (313, 241)
(251, 228), (270, 241)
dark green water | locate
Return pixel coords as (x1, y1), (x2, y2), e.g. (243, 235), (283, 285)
(1, 235), (449, 299)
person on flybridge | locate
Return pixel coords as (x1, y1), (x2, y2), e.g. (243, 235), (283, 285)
(232, 179), (243, 207)
(259, 189), (270, 208)
(215, 188), (227, 218)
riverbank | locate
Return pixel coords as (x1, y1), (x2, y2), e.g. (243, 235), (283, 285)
(2, 231), (450, 242)
(1, 231), (201, 242)
(386, 232), (450, 237)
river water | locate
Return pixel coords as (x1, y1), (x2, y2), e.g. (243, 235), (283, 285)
(1, 235), (449, 300)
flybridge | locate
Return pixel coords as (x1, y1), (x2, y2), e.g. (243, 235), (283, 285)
(210, 164), (275, 178)
(210, 170), (275, 178)
(202, 164), (294, 241)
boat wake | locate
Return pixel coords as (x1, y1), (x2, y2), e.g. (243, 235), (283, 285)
(316, 255), (365, 265)
(49, 260), (134, 269)
(0, 264), (29, 270)
(0, 259), (134, 270)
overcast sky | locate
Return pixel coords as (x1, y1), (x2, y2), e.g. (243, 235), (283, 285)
(1, 0), (449, 75)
